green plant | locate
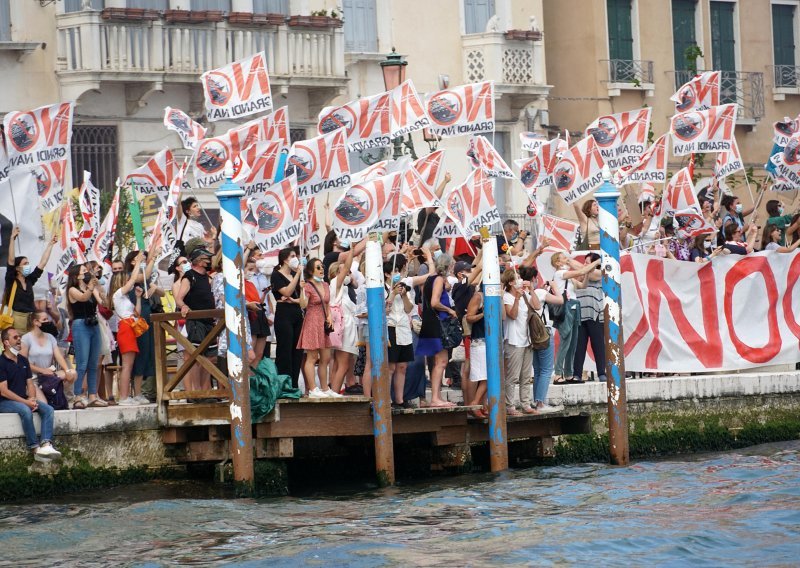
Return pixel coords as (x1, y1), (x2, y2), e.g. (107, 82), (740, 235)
(310, 9), (328, 17)
(684, 44), (704, 75)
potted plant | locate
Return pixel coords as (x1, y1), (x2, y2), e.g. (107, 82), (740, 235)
(310, 9), (329, 27)
(329, 9), (344, 27)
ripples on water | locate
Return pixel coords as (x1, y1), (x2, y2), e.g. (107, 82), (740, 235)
(1, 441), (799, 567)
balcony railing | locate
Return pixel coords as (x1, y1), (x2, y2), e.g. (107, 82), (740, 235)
(55, 10), (345, 99)
(672, 70), (764, 123)
(462, 31), (546, 87)
(773, 65), (799, 89)
(602, 59), (654, 85)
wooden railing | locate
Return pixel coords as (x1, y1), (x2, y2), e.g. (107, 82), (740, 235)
(152, 309), (228, 424)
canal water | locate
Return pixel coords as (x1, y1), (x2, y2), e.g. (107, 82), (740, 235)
(1, 441), (799, 567)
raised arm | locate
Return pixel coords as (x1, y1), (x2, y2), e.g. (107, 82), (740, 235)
(37, 232), (59, 270)
(7, 226), (18, 266)
(435, 172), (452, 200)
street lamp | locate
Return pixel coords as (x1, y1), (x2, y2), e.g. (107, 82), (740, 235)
(379, 48), (417, 160)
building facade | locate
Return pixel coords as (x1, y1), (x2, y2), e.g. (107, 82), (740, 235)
(543, 0), (800, 218)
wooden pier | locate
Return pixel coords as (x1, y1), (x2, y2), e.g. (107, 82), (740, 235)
(152, 310), (592, 478)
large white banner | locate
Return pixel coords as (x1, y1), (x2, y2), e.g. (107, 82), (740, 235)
(425, 81), (495, 138)
(620, 252), (800, 372)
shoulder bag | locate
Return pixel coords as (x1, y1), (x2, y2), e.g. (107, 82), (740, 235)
(0, 282), (18, 330)
(522, 293), (551, 350)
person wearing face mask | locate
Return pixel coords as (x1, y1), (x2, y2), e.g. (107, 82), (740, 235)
(252, 257), (276, 358)
(0, 327), (62, 462)
(501, 268), (536, 415)
(721, 195), (753, 243)
(4, 227), (59, 334)
(328, 247), (356, 396)
(20, 310), (77, 400)
(67, 263), (107, 408)
(382, 255), (420, 408)
(175, 247), (217, 395)
(321, 231), (367, 283)
(243, 258), (270, 364)
(496, 219), (527, 256)
(765, 199), (800, 246)
(271, 247), (306, 388)
(297, 258), (338, 398)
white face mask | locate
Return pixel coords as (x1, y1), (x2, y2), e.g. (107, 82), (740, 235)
(735, 203), (743, 214)
(181, 262), (192, 274)
(288, 257), (300, 270)
(8, 347), (19, 356)
(255, 259), (269, 270)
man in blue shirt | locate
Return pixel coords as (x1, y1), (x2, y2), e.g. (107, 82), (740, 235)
(0, 327), (61, 462)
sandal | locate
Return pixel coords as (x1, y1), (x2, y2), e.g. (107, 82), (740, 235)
(506, 406), (523, 417)
(568, 376), (585, 384)
(72, 399), (86, 410)
(553, 376), (570, 385)
(87, 398), (108, 408)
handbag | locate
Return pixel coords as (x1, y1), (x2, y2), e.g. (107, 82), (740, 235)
(38, 374), (68, 410)
(0, 282), (18, 330)
(186, 319), (214, 344)
(548, 290), (568, 326)
(124, 316), (150, 337)
(309, 281), (335, 336)
(440, 316), (463, 350)
(522, 293), (551, 350)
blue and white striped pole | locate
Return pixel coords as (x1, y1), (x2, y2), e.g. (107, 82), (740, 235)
(595, 165), (630, 466)
(216, 161), (255, 491)
(482, 236), (508, 472)
(365, 236), (395, 485)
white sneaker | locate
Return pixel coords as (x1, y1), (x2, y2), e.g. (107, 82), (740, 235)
(307, 387), (327, 399)
(537, 403), (564, 413)
(133, 395), (151, 405)
(323, 389), (344, 398)
(36, 443), (62, 461)
(118, 397), (139, 406)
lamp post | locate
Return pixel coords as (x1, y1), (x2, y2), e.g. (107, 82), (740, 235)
(380, 48), (417, 160)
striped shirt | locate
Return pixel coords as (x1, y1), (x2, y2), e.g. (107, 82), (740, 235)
(575, 279), (604, 323)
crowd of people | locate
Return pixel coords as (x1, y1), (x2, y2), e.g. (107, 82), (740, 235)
(2, 181), (798, 462)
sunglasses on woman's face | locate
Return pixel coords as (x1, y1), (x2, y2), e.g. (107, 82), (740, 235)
(315, 265), (323, 271)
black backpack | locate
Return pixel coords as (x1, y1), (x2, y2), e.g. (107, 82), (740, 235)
(38, 374), (68, 410)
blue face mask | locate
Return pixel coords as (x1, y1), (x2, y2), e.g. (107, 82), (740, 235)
(391, 273), (402, 285)
(433, 250), (442, 261)
(313, 276), (323, 282)
(21, 265), (33, 277)
(339, 239), (351, 250)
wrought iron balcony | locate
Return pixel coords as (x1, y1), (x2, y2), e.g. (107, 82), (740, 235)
(461, 31), (551, 115)
(55, 10), (347, 107)
(672, 70), (764, 124)
(771, 65), (800, 101)
(603, 59), (654, 84)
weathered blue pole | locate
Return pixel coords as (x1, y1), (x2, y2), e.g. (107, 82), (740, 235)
(365, 235), (395, 485)
(595, 165), (630, 465)
(216, 162), (255, 492)
(482, 236), (508, 472)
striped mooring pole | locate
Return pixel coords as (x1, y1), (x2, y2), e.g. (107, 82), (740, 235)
(595, 165), (630, 466)
(216, 162), (255, 492)
(482, 235), (508, 472)
(365, 235), (395, 485)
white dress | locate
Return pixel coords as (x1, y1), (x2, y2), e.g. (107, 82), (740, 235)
(331, 278), (358, 355)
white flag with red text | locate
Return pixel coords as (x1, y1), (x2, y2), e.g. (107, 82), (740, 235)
(333, 172), (402, 241)
(402, 166), (440, 214)
(615, 133), (668, 186)
(388, 79), (430, 138)
(425, 81), (495, 138)
(412, 149), (445, 190)
(441, 168), (498, 237)
(541, 214), (579, 252)
(663, 167), (699, 213)
(193, 120), (262, 188)
(164, 107), (206, 150)
(773, 115), (800, 147)
(520, 132), (547, 154)
(553, 136), (606, 205)
(469, 135), (515, 179)
(202, 51), (272, 121)
(671, 71), (720, 112)
(714, 138), (744, 180)
(585, 108), (651, 171)
(287, 129), (350, 199)
(30, 159), (69, 214)
(88, 185), (120, 269)
(78, 171), (100, 250)
(234, 140), (284, 198)
(4, 102), (74, 171)
(318, 90), (393, 152)
(126, 148), (191, 200)
(246, 176), (302, 252)
(257, 106), (290, 147)
(672, 207), (716, 239)
(302, 197), (321, 252)
(515, 138), (566, 193)
(350, 160), (388, 186)
(769, 135), (800, 190)
(670, 103), (737, 155)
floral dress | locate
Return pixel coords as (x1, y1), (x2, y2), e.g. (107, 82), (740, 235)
(297, 281), (331, 350)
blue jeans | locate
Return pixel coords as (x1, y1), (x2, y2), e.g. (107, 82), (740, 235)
(0, 399), (54, 449)
(532, 334), (555, 404)
(554, 299), (580, 377)
(72, 318), (102, 396)
(404, 332), (427, 402)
